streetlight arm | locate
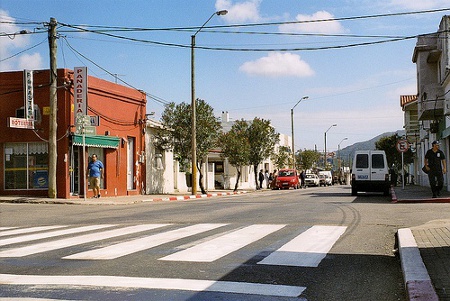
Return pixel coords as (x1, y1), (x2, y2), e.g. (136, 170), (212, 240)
(193, 10), (228, 37)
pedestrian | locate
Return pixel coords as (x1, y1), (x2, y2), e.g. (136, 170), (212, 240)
(300, 170), (306, 188)
(424, 140), (447, 198)
(268, 172), (274, 189)
(265, 170), (270, 188)
(258, 169), (264, 189)
(87, 154), (104, 198)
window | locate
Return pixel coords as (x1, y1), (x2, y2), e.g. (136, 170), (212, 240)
(355, 154), (369, 169)
(372, 154), (385, 169)
(4, 142), (48, 189)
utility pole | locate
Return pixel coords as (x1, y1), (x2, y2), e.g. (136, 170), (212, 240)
(48, 17), (58, 198)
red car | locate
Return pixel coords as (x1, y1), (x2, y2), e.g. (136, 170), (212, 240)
(273, 169), (300, 189)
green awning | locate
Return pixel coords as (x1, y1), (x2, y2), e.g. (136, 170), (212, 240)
(73, 135), (120, 149)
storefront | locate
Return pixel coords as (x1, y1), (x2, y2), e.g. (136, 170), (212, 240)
(0, 69), (146, 198)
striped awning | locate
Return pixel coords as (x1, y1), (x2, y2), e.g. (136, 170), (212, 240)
(73, 135), (120, 149)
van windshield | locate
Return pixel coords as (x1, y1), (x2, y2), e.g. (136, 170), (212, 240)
(372, 154), (385, 168)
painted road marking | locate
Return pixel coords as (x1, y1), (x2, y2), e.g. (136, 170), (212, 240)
(0, 274), (305, 297)
(63, 223), (227, 260)
(0, 224), (113, 247)
(160, 224), (286, 262)
(257, 225), (347, 267)
(0, 224), (168, 258)
(0, 225), (67, 237)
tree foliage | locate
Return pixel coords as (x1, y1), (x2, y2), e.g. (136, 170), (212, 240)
(299, 149), (321, 171)
(247, 117), (279, 189)
(375, 134), (414, 168)
(217, 120), (251, 191)
(156, 99), (221, 193)
(274, 146), (291, 170)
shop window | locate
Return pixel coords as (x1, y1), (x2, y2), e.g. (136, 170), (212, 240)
(4, 142), (48, 190)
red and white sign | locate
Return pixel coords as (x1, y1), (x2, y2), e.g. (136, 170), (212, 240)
(74, 67), (88, 124)
(396, 139), (409, 153)
(8, 117), (34, 129)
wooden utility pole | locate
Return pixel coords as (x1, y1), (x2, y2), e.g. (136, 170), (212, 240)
(48, 17), (58, 198)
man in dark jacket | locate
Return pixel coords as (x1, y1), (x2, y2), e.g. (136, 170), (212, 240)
(424, 140), (447, 198)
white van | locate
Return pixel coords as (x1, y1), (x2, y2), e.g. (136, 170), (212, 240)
(318, 170), (333, 186)
(351, 150), (390, 196)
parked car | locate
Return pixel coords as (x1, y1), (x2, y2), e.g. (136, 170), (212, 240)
(304, 173), (320, 187)
(351, 150), (390, 196)
(273, 169), (300, 189)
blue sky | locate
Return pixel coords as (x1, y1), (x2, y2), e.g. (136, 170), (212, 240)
(1, 0), (449, 152)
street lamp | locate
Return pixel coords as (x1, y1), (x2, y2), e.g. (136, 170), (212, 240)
(191, 10), (228, 195)
(338, 137), (348, 171)
(324, 124), (337, 169)
(291, 96), (309, 169)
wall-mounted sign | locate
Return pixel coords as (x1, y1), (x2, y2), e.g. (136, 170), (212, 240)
(8, 117), (34, 129)
(24, 69), (34, 120)
(74, 67), (87, 124)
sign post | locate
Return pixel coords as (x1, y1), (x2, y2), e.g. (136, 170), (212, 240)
(396, 139), (410, 190)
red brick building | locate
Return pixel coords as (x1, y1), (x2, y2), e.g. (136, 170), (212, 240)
(0, 69), (146, 198)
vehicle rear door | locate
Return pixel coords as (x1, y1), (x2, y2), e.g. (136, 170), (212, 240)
(370, 152), (386, 181)
(354, 153), (370, 182)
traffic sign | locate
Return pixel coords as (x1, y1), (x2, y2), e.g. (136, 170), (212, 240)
(396, 140), (409, 153)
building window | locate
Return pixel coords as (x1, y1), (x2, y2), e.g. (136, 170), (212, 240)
(4, 142), (48, 190)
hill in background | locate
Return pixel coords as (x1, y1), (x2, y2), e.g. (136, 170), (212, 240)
(338, 130), (405, 161)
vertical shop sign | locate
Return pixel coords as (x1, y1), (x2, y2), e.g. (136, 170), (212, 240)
(24, 69), (34, 120)
(74, 67), (88, 124)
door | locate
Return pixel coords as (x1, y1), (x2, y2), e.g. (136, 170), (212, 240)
(370, 153), (386, 181)
(127, 137), (135, 190)
(354, 153), (370, 182)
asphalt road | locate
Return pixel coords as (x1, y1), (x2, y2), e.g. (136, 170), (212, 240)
(2, 185), (449, 300)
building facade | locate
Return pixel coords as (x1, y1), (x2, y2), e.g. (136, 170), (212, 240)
(0, 69), (146, 198)
(409, 16), (450, 188)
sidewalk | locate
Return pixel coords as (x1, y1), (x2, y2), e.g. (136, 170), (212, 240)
(0, 189), (250, 205)
(394, 185), (450, 301)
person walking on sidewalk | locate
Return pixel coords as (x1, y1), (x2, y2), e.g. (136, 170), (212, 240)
(87, 154), (104, 198)
(425, 140), (447, 198)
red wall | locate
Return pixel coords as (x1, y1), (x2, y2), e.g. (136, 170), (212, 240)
(0, 69), (146, 198)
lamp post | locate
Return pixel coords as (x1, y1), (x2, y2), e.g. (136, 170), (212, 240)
(324, 124), (337, 169)
(338, 137), (348, 171)
(191, 10), (227, 195)
(291, 96), (308, 169)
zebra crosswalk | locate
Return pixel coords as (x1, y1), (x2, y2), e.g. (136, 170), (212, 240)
(0, 223), (347, 298)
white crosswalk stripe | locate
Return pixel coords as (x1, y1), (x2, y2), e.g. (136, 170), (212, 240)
(0, 224), (168, 258)
(63, 223), (227, 260)
(0, 224), (113, 247)
(159, 224), (285, 262)
(257, 225), (347, 267)
(0, 225), (67, 237)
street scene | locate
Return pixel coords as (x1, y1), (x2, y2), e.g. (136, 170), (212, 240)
(1, 1), (450, 300)
(1, 185), (450, 300)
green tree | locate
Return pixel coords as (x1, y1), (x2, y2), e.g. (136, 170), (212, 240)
(274, 146), (291, 170)
(217, 120), (251, 191)
(375, 134), (414, 169)
(247, 117), (279, 189)
(156, 99), (221, 194)
(299, 149), (321, 171)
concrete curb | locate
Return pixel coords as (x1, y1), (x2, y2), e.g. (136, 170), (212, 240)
(144, 191), (248, 202)
(397, 228), (439, 301)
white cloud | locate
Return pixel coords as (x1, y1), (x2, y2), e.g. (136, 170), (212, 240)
(279, 11), (347, 34)
(239, 52), (315, 77)
(386, 0), (449, 10)
(0, 9), (44, 71)
(215, 0), (262, 23)
(17, 53), (43, 71)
